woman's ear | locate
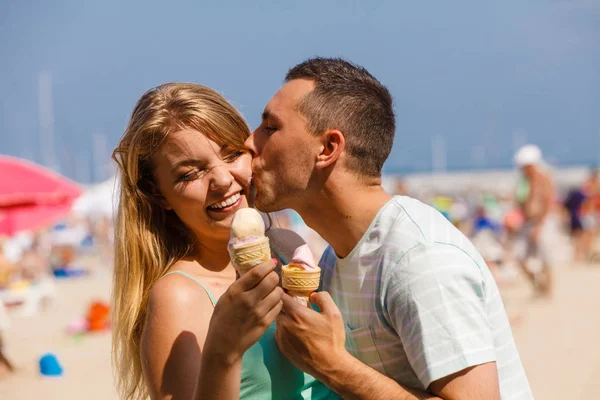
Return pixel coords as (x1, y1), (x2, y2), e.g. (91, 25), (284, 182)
(148, 182), (172, 210)
(315, 129), (345, 170)
(156, 194), (172, 210)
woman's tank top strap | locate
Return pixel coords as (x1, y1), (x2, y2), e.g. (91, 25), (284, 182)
(162, 271), (217, 307)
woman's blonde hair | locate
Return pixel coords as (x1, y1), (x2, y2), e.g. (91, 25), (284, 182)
(111, 83), (250, 400)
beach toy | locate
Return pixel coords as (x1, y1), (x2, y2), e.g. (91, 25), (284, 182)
(53, 267), (87, 279)
(86, 301), (110, 332)
(39, 353), (63, 376)
(66, 317), (89, 335)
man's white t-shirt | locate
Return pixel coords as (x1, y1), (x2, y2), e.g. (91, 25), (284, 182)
(319, 196), (532, 399)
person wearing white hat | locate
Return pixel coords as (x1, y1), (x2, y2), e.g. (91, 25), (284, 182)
(513, 144), (555, 297)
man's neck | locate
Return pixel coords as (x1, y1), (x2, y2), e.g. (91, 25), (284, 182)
(295, 175), (393, 258)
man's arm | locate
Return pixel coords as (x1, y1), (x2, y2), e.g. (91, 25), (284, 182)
(276, 292), (500, 399)
(317, 348), (439, 400)
(429, 363), (500, 400)
(276, 292), (439, 399)
(322, 349), (499, 400)
(529, 170), (554, 222)
(529, 171), (555, 241)
(539, 172), (555, 220)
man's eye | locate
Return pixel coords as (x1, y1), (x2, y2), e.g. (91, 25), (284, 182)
(264, 126), (277, 135)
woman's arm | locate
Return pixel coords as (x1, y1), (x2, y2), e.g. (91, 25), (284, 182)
(141, 260), (283, 400)
(141, 274), (225, 399)
(194, 260), (284, 399)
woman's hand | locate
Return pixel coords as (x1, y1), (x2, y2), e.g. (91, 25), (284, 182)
(204, 259), (283, 365)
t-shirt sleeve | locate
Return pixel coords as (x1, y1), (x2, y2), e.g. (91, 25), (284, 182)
(317, 246), (336, 292)
(384, 242), (496, 388)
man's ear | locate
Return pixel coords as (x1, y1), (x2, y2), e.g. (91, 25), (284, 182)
(315, 129), (345, 170)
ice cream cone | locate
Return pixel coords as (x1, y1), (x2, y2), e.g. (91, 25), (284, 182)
(229, 236), (271, 275)
(281, 265), (321, 307)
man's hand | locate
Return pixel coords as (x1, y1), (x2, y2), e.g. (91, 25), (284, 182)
(275, 291), (349, 380)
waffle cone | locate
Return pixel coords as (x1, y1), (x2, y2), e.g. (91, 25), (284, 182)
(229, 237), (271, 275)
(287, 291), (313, 307)
(281, 265), (321, 307)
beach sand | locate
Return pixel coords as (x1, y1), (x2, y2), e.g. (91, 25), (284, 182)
(1, 262), (599, 399)
(0, 269), (117, 400)
(505, 263), (600, 399)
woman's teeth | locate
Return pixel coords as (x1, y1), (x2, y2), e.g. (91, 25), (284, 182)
(208, 193), (241, 210)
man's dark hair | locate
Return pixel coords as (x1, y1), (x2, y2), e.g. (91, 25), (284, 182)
(285, 57), (395, 177)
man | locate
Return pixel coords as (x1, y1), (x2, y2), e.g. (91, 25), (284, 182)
(513, 145), (555, 297)
(245, 58), (532, 399)
(564, 167), (598, 263)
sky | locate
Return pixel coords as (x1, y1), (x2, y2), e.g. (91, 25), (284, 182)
(1, 0), (599, 182)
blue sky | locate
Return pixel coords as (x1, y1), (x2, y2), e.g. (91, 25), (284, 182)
(1, 0), (599, 182)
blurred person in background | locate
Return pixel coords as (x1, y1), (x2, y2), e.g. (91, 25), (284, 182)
(17, 233), (49, 282)
(111, 83), (338, 400)
(0, 239), (14, 289)
(513, 145), (556, 297)
(0, 314), (14, 375)
(448, 196), (471, 235)
(564, 167), (599, 263)
(394, 178), (408, 196)
(0, 238), (15, 375)
(471, 204), (505, 281)
(94, 216), (115, 268)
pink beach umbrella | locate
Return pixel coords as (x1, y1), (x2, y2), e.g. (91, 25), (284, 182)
(0, 156), (83, 237)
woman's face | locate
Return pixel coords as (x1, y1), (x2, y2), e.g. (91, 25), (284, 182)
(151, 128), (251, 242)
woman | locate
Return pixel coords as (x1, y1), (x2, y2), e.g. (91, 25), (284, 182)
(111, 83), (338, 400)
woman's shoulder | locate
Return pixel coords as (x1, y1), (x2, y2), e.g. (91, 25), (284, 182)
(148, 262), (214, 317)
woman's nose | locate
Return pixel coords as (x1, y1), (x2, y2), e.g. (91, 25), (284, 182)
(208, 164), (234, 192)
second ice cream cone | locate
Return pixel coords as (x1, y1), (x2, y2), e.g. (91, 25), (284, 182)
(281, 266), (321, 307)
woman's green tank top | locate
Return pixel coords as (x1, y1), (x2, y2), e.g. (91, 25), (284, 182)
(164, 270), (339, 400)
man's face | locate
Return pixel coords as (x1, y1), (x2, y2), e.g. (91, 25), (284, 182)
(245, 79), (320, 212)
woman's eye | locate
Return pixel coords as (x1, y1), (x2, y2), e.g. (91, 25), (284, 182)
(178, 171), (195, 182)
(177, 168), (205, 182)
(223, 151), (245, 162)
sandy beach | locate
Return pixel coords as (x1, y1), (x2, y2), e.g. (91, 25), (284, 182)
(1, 261), (599, 399)
(506, 264), (600, 399)
(0, 267), (116, 400)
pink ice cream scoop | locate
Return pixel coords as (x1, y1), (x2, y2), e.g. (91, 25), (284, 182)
(287, 244), (320, 271)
